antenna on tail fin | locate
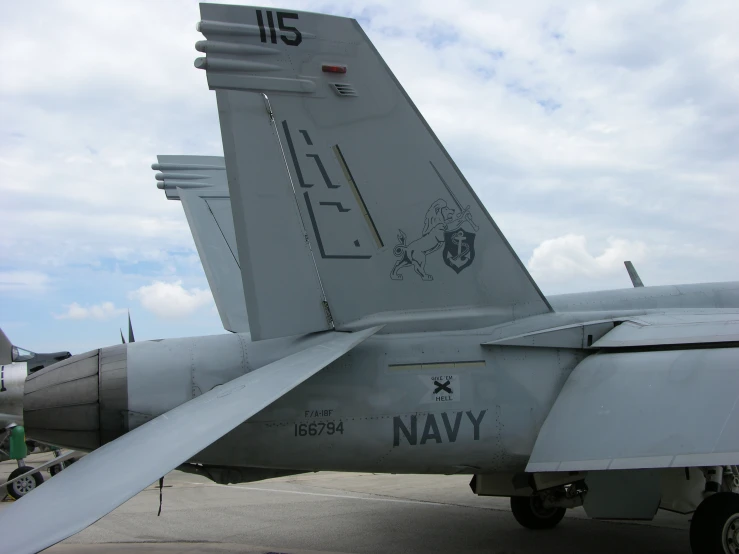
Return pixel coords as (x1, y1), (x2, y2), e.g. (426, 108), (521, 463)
(624, 261), (645, 288)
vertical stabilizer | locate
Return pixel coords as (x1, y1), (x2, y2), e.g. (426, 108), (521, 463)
(196, 4), (551, 339)
(154, 155), (249, 333)
(0, 328), (12, 365)
(624, 261), (645, 288)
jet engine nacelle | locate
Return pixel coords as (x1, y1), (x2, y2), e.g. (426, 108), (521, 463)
(22, 331), (330, 451)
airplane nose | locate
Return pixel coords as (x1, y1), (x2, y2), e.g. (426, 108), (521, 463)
(22, 344), (128, 451)
(0, 363), (27, 427)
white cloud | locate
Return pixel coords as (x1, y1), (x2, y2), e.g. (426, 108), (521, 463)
(130, 280), (213, 319)
(54, 301), (126, 321)
(528, 234), (647, 282)
(0, 271), (50, 292)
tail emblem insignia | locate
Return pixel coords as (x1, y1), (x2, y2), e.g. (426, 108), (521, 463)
(390, 161), (479, 281)
(443, 228), (476, 274)
(391, 200), (478, 281)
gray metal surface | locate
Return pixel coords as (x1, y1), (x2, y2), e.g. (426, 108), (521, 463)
(0, 326), (381, 554)
(197, 4), (551, 340)
(624, 261), (644, 287)
(591, 313), (739, 348)
(485, 320), (617, 348)
(214, 90), (331, 340)
(154, 155), (249, 333)
(527, 347), (739, 472)
(24, 349), (101, 450)
(152, 155), (226, 200)
(99, 344), (128, 445)
(584, 470), (661, 519)
(548, 281), (739, 312)
(135, 330), (584, 474)
(0, 329), (11, 365)
(0, 361), (27, 427)
(125, 332), (256, 424)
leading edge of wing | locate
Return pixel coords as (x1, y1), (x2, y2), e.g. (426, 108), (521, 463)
(0, 325), (383, 554)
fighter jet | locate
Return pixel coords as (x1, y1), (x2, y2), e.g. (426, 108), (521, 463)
(1, 5), (738, 554)
(0, 328), (71, 429)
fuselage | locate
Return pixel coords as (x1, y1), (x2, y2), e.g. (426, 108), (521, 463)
(20, 281), (739, 475)
(132, 281), (739, 474)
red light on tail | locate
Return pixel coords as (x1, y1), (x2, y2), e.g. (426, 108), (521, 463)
(322, 64), (347, 74)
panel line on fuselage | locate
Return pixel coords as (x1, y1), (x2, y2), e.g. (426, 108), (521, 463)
(388, 360), (485, 371)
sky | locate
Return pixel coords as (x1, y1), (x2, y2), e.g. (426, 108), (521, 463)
(2, 0), (738, 354)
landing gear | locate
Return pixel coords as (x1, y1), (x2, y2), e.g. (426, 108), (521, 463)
(510, 495), (566, 530)
(49, 456), (77, 476)
(6, 466), (43, 500)
(690, 492), (739, 554)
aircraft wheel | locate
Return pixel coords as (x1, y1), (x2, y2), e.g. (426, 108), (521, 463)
(510, 495), (566, 530)
(690, 492), (739, 554)
(49, 457), (77, 476)
(7, 466), (44, 500)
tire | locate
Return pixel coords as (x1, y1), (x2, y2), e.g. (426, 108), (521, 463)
(510, 495), (566, 530)
(690, 492), (739, 554)
(49, 457), (77, 476)
(7, 466), (44, 500)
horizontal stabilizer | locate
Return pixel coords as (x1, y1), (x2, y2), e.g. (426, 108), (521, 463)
(0, 325), (382, 553)
(196, 4), (550, 339)
(155, 155), (249, 333)
(527, 347), (739, 472)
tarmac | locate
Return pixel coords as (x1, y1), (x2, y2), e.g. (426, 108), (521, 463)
(1, 452), (691, 553)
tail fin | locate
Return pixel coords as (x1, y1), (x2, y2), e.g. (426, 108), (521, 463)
(0, 328), (12, 365)
(196, 4), (551, 339)
(154, 155), (249, 333)
(624, 261), (645, 288)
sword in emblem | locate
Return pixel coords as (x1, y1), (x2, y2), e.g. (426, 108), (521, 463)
(429, 161), (480, 232)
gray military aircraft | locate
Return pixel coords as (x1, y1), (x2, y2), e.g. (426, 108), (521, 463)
(1, 4), (738, 554)
(0, 328), (71, 428)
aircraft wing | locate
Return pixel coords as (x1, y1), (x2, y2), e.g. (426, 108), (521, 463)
(528, 341), (739, 471)
(590, 312), (739, 348)
(0, 326), (382, 554)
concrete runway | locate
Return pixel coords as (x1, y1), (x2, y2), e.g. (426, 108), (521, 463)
(1, 453), (691, 553)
